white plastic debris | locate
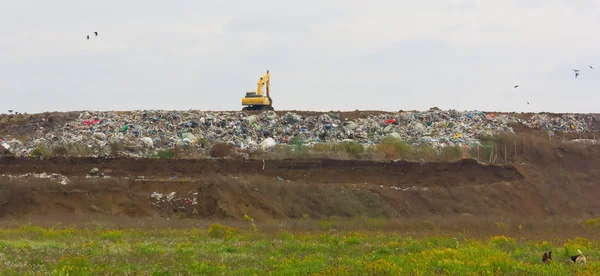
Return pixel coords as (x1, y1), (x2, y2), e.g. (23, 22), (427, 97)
(390, 186), (430, 192)
(182, 133), (197, 143)
(150, 192), (163, 200)
(93, 133), (107, 141)
(3, 172), (71, 185)
(140, 137), (154, 148)
(260, 137), (276, 149)
(166, 192), (176, 202)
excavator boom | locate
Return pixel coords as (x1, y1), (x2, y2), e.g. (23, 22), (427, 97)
(256, 71), (270, 97)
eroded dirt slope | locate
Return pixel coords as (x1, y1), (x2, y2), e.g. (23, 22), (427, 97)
(0, 157), (522, 186)
(2, 141), (600, 222)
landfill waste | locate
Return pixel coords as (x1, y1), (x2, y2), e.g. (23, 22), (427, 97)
(1, 172), (70, 185)
(150, 191), (177, 202)
(149, 191), (198, 216)
(276, 176), (290, 182)
(86, 167), (110, 178)
(0, 109), (597, 158)
(390, 186), (430, 192)
(569, 139), (597, 145)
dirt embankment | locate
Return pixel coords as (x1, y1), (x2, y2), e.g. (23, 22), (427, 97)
(0, 158), (523, 220)
(0, 157), (521, 186)
(1, 141), (600, 223)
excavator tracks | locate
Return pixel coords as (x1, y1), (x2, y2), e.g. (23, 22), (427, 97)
(242, 105), (274, 111)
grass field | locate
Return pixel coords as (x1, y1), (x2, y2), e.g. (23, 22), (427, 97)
(0, 223), (598, 275)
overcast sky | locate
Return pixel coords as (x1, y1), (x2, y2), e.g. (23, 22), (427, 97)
(1, 0), (599, 114)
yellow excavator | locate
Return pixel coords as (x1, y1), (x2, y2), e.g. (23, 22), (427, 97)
(242, 70), (274, 111)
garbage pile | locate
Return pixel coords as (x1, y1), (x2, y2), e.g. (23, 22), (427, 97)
(518, 114), (593, 132)
(149, 191), (198, 217)
(0, 109), (596, 158)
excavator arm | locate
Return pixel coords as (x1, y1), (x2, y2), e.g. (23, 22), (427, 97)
(256, 70), (270, 98)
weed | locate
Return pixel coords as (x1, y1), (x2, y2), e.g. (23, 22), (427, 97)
(439, 145), (463, 162)
(584, 218), (600, 229)
(52, 145), (68, 157)
(495, 221), (509, 232)
(0, 226), (598, 274)
(156, 149), (177, 159)
(244, 214), (258, 232)
(208, 223), (238, 239)
(288, 136), (307, 158)
(423, 220), (436, 230)
(30, 145), (53, 159)
(99, 230), (124, 241)
(333, 141), (365, 158)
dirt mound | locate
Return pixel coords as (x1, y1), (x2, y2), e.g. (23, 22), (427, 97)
(0, 112), (80, 138)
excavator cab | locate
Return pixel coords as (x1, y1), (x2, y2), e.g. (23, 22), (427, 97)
(242, 70), (274, 111)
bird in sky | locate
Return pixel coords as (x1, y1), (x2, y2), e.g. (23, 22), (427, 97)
(87, 35), (89, 40)
(573, 69), (580, 78)
(514, 85), (519, 88)
(527, 102), (530, 105)
(94, 32), (98, 37)
(591, 66), (595, 70)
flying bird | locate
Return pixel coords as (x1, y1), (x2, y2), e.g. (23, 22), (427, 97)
(527, 102), (529, 105)
(87, 35), (90, 40)
(573, 69), (580, 78)
(94, 32), (98, 37)
(8, 110), (13, 113)
(514, 85), (519, 88)
(591, 66), (595, 70)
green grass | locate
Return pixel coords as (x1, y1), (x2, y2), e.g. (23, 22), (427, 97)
(156, 149), (177, 159)
(0, 224), (598, 275)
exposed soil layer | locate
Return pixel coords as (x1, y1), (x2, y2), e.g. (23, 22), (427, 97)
(2, 143), (600, 222)
(0, 157), (522, 186)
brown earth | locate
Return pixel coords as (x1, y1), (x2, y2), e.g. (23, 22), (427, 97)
(2, 133), (600, 224)
(0, 111), (80, 138)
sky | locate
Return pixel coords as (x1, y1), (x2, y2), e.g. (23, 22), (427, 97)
(1, 0), (599, 114)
